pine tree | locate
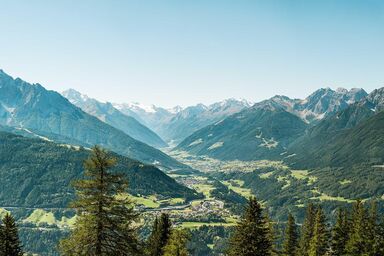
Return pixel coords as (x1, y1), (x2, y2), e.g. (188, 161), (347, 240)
(163, 229), (190, 256)
(266, 214), (280, 256)
(147, 213), (172, 256)
(372, 217), (384, 256)
(228, 197), (272, 256)
(346, 200), (368, 255)
(59, 146), (141, 256)
(299, 203), (316, 256)
(308, 206), (329, 256)
(366, 200), (378, 256)
(330, 208), (349, 256)
(282, 213), (298, 256)
(0, 213), (23, 256)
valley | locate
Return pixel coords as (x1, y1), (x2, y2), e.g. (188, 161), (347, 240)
(1, 69), (384, 255)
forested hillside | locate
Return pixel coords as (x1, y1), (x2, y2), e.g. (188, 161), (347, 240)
(0, 131), (200, 208)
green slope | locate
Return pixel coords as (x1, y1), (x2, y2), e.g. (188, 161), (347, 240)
(177, 101), (307, 161)
(287, 108), (384, 169)
(0, 131), (200, 208)
(0, 70), (186, 171)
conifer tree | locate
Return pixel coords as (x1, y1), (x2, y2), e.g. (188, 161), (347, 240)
(330, 208), (349, 256)
(282, 213), (298, 256)
(366, 200), (378, 255)
(266, 214), (280, 256)
(147, 213), (172, 256)
(163, 229), (190, 256)
(308, 206), (329, 256)
(299, 203), (316, 256)
(59, 146), (141, 256)
(346, 200), (368, 255)
(228, 197), (272, 256)
(373, 217), (384, 256)
(0, 213), (23, 256)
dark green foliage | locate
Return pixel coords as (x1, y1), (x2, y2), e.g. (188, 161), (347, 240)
(209, 180), (248, 215)
(147, 213), (172, 256)
(163, 229), (190, 256)
(287, 109), (384, 169)
(308, 207), (329, 256)
(59, 146), (142, 255)
(345, 200), (368, 255)
(0, 213), (23, 256)
(299, 203), (316, 256)
(282, 213), (298, 256)
(188, 226), (233, 256)
(330, 208), (349, 256)
(228, 197), (272, 256)
(0, 131), (199, 208)
(373, 218), (384, 256)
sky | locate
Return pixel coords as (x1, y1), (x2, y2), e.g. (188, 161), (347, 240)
(0, 0), (383, 108)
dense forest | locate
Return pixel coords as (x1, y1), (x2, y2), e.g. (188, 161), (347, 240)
(1, 146), (384, 255)
(0, 131), (201, 208)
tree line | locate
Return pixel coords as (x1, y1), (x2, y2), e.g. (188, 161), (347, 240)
(1, 146), (384, 255)
(229, 198), (384, 256)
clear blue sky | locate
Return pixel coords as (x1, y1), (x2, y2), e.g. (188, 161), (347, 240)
(0, 0), (383, 107)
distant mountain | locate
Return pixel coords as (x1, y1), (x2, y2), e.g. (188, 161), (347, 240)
(0, 131), (200, 208)
(269, 87), (367, 123)
(176, 87), (367, 161)
(286, 88), (384, 169)
(62, 89), (167, 148)
(176, 100), (308, 161)
(115, 99), (252, 144)
(0, 70), (186, 170)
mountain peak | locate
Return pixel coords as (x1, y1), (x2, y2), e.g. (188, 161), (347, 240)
(62, 88), (90, 104)
(336, 87), (348, 93)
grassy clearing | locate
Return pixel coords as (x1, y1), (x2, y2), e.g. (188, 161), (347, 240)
(117, 194), (161, 208)
(0, 208), (10, 218)
(310, 189), (354, 203)
(159, 198), (185, 205)
(339, 179), (352, 185)
(291, 170), (309, 179)
(222, 180), (253, 198)
(277, 175), (291, 189)
(131, 195), (160, 208)
(192, 183), (215, 199)
(180, 221), (236, 229)
(23, 209), (56, 226)
(23, 209), (77, 228)
(291, 170), (317, 184)
(259, 171), (274, 179)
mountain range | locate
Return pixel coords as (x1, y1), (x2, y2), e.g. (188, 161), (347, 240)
(114, 98), (252, 144)
(0, 70), (186, 171)
(286, 88), (384, 169)
(62, 89), (167, 148)
(176, 87), (368, 161)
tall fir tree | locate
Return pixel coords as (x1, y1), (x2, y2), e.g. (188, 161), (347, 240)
(59, 146), (141, 256)
(372, 217), (384, 256)
(282, 213), (298, 256)
(346, 200), (368, 255)
(299, 203), (316, 256)
(147, 213), (172, 256)
(163, 229), (190, 256)
(0, 213), (23, 256)
(228, 197), (272, 256)
(366, 200), (378, 256)
(308, 206), (329, 256)
(330, 208), (349, 256)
